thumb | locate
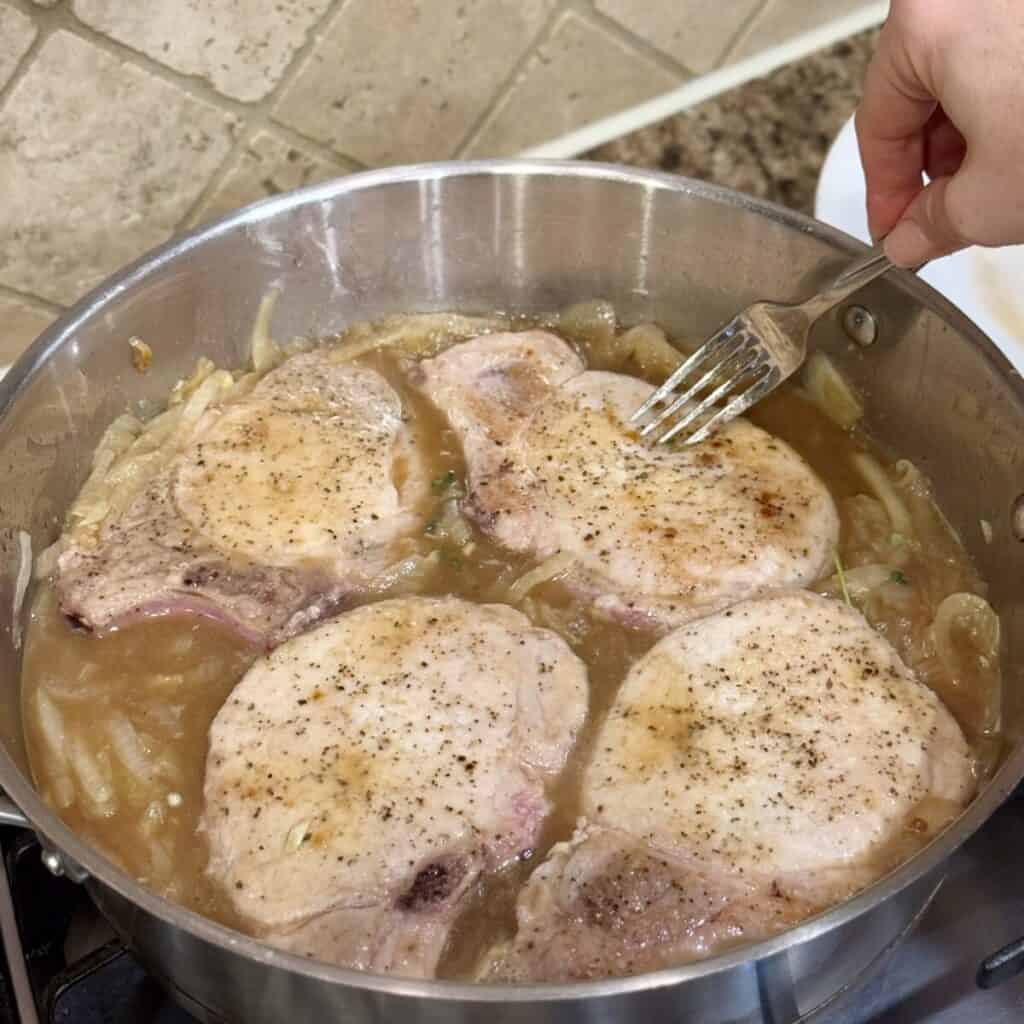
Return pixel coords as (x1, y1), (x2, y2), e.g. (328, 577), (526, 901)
(882, 174), (967, 266)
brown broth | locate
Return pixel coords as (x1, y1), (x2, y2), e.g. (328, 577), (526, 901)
(20, 313), (1002, 980)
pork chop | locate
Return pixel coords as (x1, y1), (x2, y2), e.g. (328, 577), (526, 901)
(414, 331), (839, 630)
(484, 590), (975, 981)
(201, 596), (588, 977)
(56, 350), (428, 648)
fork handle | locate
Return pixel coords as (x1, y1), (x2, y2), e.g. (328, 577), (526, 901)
(798, 244), (896, 322)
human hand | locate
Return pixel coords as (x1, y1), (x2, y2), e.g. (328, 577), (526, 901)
(855, 0), (1024, 267)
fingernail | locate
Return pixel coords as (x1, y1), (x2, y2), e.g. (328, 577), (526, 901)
(883, 220), (933, 267)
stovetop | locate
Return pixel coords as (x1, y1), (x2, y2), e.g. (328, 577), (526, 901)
(1, 804), (1024, 1024)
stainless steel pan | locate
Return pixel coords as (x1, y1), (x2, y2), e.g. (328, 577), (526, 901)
(0, 162), (1021, 1024)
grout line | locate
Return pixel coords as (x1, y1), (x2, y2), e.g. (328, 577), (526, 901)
(261, 0), (367, 166)
(576, 0), (696, 79)
(174, 0), (359, 230)
(172, 135), (250, 234)
(6, 0), (256, 116)
(0, 284), (64, 317)
(262, 0), (349, 106)
(263, 122), (366, 172)
(25, 0), (257, 238)
(8, 0), (365, 169)
(519, 1), (888, 159)
(453, 0), (572, 160)
(0, 9), (55, 112)
(457, 0), (697, 160)
(717, 0), (774, 68)
(1, 0), (366, 283)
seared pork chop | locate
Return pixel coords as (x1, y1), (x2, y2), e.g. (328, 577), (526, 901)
(484, 591), (974, 980)
(201, 596), (588, 977)
(57, 351), (427, 647)
(415, 331), (839, 630)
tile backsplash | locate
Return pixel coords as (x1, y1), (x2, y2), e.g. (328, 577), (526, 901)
(0, 0), (873, 356)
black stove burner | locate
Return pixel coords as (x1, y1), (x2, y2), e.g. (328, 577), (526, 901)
(1, 829), (197, 1024)
(46, 943), (191, 1024)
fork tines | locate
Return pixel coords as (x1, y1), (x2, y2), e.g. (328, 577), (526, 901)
(629, 322), (780, 446)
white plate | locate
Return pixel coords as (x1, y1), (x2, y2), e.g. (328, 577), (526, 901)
(815, 116), (1024, 374)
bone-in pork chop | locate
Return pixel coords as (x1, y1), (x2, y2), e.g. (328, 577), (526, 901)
(415, 332), (839, 630)
(201, 596), (588, 977)
(484, 591), (974, 980)
(57, 350), (428, 647)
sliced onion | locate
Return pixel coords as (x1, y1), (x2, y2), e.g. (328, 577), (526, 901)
(851, 453), (914, 538)
(127, 407), (185, 455)
(48, 777), (76, 810)
(862, 581), (917, 625)
(170, 634), (194, 656)
(68, 735), (117, 819)
(804, 352), (864, 429)
(168, 357), (216, 406)
(930, 592), (1001, 687)
(618, 324), (684, 379)
(11, 531), (31, 649)
(557, 300), (617, 344)
(432, 498), (473, 547)
(106, 712), (159, 789)
(68, 414), (144, 529)
(332, 313), (509, 363)
(892, 458), (930, 496)
(70, 359), (233, 542)
(87, 413), (143, 473)
(179, 370), (234, 432)
(192, 660), (227, 686)
(141, 702), (185, 737)
(376, 551), (442, 595)
(824, 564), (893, 602)
(33, 539), (62, 581)
(35, 689), (75, 808)
(141, 799), (166, 834)
(35, 689), (66, 757)
(521, 596), (589, 646)
(250, 289), (283, 373)
(506, 553), (576, 603)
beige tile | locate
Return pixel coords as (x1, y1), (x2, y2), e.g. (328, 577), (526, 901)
(0, 5), (37, 91)
(0, 295), (56, 366)
(466, 11), (680, 158)
(0, 31), (237, 305)
(732, 0), (873, 58)
(71, 0), (334, 102)
(190, 130), (348, 226)
(595, 0), (763, 74)
(273, 0), (558, 165)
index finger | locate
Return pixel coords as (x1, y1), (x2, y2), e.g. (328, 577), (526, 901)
(855, 24), (937, 240)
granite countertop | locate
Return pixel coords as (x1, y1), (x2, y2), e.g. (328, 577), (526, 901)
(587, 30), (878, 217)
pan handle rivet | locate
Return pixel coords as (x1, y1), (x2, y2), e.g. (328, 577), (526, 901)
(842, 305), (877, 346)
(41, 850), (64, 877)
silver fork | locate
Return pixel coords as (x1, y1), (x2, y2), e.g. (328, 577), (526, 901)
(630, 245), (894, 446)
